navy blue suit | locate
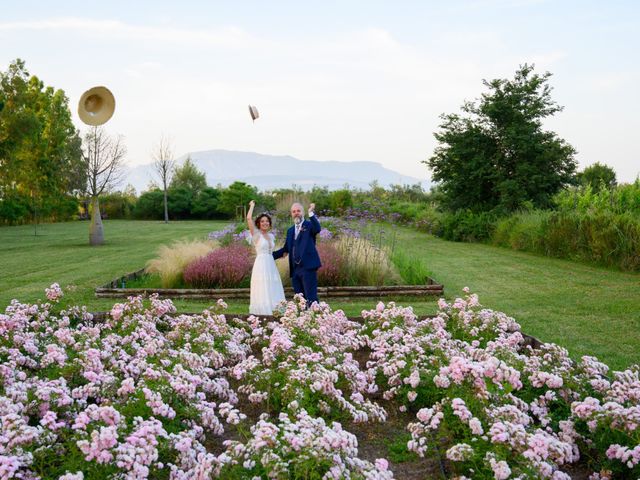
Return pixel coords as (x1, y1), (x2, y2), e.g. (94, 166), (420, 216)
(273, 215), (321, 305)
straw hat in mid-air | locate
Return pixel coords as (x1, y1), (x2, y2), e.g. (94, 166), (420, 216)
(78, 86), (116, 126)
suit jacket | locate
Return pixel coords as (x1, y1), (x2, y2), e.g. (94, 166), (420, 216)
(273, 215), (321, 274)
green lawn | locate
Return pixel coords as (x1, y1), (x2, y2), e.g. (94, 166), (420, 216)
(1, 220), (638, 370)
(394, 228), (640, 370)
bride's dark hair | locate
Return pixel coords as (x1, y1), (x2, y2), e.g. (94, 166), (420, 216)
(254, 213), (272, 228)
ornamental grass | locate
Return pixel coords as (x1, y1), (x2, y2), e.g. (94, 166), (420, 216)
(145, 239), (216, 288)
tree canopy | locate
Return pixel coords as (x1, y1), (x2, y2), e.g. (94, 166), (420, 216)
(170, 156), (207, 193)
(425, 64), (577, 213)
(577, 162), (617, 191)
(218, 181), (259, 217)
(0, 59), (84, 224)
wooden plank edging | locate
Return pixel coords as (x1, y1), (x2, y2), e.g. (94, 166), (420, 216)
(97, 270), (444, 299)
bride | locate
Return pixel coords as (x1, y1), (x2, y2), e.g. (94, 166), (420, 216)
(246, 200), (286, 315)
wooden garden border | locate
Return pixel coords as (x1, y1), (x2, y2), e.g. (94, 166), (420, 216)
(95, 269), (445, 299)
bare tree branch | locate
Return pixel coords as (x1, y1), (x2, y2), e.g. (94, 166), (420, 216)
(83, 126), (127, 197)
(152, 134), (175, 223)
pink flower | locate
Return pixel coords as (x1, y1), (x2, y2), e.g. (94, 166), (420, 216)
(59, 473), (84, 480)
(489, 458), (511, 480)
(45, 283), (64, 302)
(110, 303), (124, 321)
(375, 458), (389, 471)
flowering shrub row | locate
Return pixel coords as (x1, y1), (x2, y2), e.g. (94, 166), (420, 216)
(183, 243), (253, 288)
(144, 218), (403, 289)
(1, 284), (638, 479)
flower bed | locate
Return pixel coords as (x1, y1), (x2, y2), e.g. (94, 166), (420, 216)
(2, 284), (638, 479)
(147, 218), (428, 290)
(96, 218), (443, 299)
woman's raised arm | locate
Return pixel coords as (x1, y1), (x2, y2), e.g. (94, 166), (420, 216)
(246, 200), (256, 236)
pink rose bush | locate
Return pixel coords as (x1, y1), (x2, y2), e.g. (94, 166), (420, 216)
(214, 409), (394, 479)
(0, 288), (248, 478)
(363, 291), (640, 479)
(232, 295), (385, 423)
(0, 283), (639, 478)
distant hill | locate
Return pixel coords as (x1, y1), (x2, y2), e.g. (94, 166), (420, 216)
(124, 149), (427, 193)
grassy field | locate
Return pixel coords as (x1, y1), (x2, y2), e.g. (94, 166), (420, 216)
(1, 220), (638, 370)
(0, 220), (439, 315)
(395, 228), (640, 370)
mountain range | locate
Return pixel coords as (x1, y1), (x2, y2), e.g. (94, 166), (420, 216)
(124, 150), (427, 193)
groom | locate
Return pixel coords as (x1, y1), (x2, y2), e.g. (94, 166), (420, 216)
(273, 202), (321, 305)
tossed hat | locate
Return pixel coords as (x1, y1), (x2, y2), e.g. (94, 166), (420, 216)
(248, 104), (259, 122)
(78, 86), (116, 126)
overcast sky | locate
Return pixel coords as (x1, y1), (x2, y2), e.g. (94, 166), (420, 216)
(2, 0), (639, 183)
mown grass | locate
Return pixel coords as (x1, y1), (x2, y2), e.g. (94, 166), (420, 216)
(394, 228), (640, 370)
(0, 220), (438, 315)
(1, 220), (638, 369)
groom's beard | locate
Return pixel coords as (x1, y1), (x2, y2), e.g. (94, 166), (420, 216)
(293, 216), (303, 225)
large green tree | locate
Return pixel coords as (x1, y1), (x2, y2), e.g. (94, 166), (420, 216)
(425, 64), (577, 213)
(218, 181), (259, 217)
(170, 156), (206, 193)
(0, 59), (84, 225)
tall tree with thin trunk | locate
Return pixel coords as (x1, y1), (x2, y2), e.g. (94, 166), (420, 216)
(152, 135), (175, 223)
(83, 126), (126, 245)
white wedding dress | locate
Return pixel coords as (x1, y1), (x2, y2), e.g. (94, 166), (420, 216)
(248, 232), (286, 315)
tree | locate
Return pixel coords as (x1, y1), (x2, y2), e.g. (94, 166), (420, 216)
(329, 189), (353, 214)
(0, 59), (85, 226)
(218, 181), (259, 218)
(152, 135), (175, 223)
(167, 186), (194, 219)
(170, 156), (206, 193)
(577, 162), (617, 191)
(83, 127), (126, 245)
(192, 186), (221, 219)
(425, 64), (577, 213)
(134, 189), (164, 219)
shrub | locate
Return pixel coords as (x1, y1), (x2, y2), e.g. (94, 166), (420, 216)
(208, 223), (249, 246)
(317, 242), (348, 286)
(100, 192), (136, 219)
(183, 243), (253, 288)
(493, 210), (548, 251)
(438, 210), (498, 242)
(276, 256), (291, 287)
(492, 209), (640, 271)
(134, 189), (164, 219)
(555, 181), (640, 216)
(413, 206), (442, 235)
(0, 193), (31, 225)
(145, 239), (216, 288)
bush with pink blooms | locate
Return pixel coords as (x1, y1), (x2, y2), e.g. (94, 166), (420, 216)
(1, 284), (639, 479)
(215, 410), (393, 479)
(232, 295), (385, 423)
(317, 242), (348, 286)
(361, 290), (640, 479)
(183, 243), (253, 288)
